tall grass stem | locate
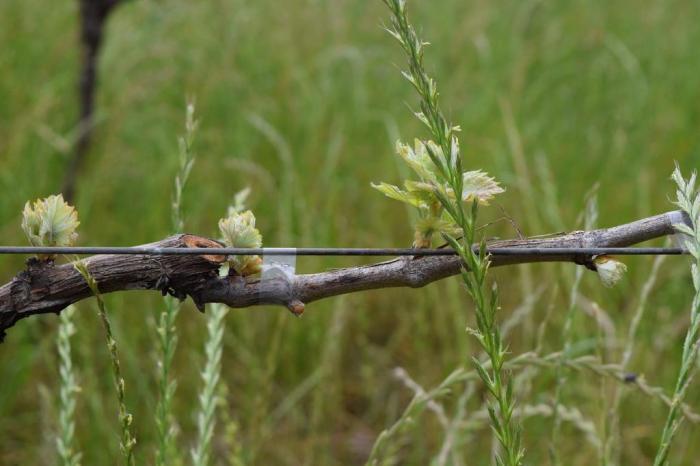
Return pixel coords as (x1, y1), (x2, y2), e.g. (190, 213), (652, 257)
(652, 168), (700, 466)
(191, 303), (229, 466)
(381, 0), (523, 463)
(155, 100), (198, 466)
(56, 305), (81, 466)
(74, 261), (136, 466)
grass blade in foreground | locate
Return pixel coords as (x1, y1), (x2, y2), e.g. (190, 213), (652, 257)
(191, 303), (229, 466)
(378, 1), (523, 463)
(653, 167), (700, 465)
(56, 305), (81, 466)
(155, 295), (181, 466)
(155, 100), (198, 466)
(549, 188), (597, 464)
(190, 190), (261, 465)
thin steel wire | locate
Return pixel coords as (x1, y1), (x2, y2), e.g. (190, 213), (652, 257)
(0, 246), (687, 257)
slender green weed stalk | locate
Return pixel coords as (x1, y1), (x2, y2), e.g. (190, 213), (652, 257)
(549, 188), (597, 464)
(652, 167), (700, 466)
(171, 101), (197, 234)
(378, 1), (523, 463)
(155, 101), (198, 466)
(191, 303), (229, 466)
(216, 383), (246, 466)
(433, 382), (475, 466)
(605, 251), (666, 465)
(155, 295), (182, 466)
(74, 260), (136, 466)
(365, 369), (466, 466)
(466, 402), (601, 451)
(56, 305), (81, 466)
(191, 190), (261, 465)
(363, 341), (699, 465)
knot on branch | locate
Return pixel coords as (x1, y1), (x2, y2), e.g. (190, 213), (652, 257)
(573, 255), (597, 271)
(14, 259), (57, 307)
(286, 299), (305, 316)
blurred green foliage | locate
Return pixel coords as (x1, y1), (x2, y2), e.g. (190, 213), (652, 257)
(0, 0), (699, 464)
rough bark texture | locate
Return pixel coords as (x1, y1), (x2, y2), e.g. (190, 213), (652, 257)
(0, 211), (686, 341)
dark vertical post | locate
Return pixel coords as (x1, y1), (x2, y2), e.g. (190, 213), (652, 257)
(62, 0), (122, 203)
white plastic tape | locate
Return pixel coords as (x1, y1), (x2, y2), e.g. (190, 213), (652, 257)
(259, 248), (297, 303)
(668, 210), (691, 251)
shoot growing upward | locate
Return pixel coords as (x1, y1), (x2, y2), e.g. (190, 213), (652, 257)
(21, 194), (79, 260)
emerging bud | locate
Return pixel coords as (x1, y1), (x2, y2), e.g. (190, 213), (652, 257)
(21, 194), (79, 260)
(413, 216), (460, 248)
(218, 210), (263, 276)
(594, 255), (627, 288)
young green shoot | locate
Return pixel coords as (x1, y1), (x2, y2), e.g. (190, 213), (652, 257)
(21, 194), (79, 261)
(218, 187), (262, 277)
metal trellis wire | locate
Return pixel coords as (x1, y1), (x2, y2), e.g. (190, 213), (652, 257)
(0, 246), (687, 257)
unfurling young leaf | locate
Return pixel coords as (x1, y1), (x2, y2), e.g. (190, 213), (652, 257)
(373, 138), (504, 247)
(414, 216), (460, 248)
(218, 209), (263, 276)
(594, 255), (628, 288)
(371, 182), (424, 208)
(21, 194), (79, 260)
(461, 170), (505, 204)
(395, 139), (440, 182)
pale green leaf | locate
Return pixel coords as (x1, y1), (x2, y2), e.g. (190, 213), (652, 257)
(594, 256), (628, 288)
(415, 216), (460, 238)
(371, 182), (424, 208)
(218, 209), (263, 276)
(21, 194), (79, 251)
(461, 170), (505, 204)
(395, 139), (438, 182)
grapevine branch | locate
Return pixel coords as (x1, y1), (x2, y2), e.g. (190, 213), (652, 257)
(0, 210), (687, 341)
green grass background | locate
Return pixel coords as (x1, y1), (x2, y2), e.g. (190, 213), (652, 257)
(1, 0), (699, 464)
